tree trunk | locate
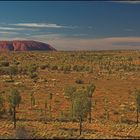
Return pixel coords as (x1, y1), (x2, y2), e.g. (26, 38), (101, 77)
(106, 111), (109, 120)
(33, 97), (35, 106)
(88, 98), (92, 123)
(31, 97), (33, 109)
(49, 100), (52, 119)
(13, 106), (16, 129)
(71, 102), (74, 121)
(137, 108), (139, 127)
(44, 106), (47, 124)
(79, 116), (82, 135)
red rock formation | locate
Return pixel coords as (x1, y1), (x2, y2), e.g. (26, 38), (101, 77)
(0, 40), (56, 52)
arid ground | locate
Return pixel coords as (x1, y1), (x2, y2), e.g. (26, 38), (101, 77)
(0, 50), (140, 139)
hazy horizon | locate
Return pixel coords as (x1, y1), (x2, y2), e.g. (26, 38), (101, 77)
(0, 1), (140, 51)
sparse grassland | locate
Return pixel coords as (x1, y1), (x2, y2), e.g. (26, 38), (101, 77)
(0, 50), (140, 139)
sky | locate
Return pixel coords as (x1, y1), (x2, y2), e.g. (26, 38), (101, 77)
(0, 1), (140, 50)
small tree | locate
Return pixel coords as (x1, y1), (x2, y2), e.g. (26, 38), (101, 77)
(64, 86), (76, 120)
(48, 93), (53, 119)
(28, 64), (38, 82)
(9, 66), (18, 80)
(30, 93), (35, 109)
(0, 95), (5, 117)
(8, 89), (21, 128)
(135, 90), (140, 127)
(103, 97), (110, 121)
(73, 89), (90, 135)
(86, 84), (96, 123)
(44, 100), (47, 123)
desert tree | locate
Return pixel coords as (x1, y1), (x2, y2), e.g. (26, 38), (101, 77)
(28, 64), (38, 74)
(48, 93), (53, 119)
(135, 90), (140, 127)
(73, 89), (90, 135)
(28, 64), (38, 82)
(103, 97), (110, 121)
(86, 84), (96, 123)
(8, 89), (21, 128)
(30, 93), (35, 109)
(64, 86), (76, 120)
(44, 100), (47, 123)
(0, 95), (5, 118)
(9, 66), (18, 80)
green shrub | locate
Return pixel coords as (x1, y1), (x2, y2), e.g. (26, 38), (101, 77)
(0, 96), (5, 117)
(0, 67), (9, 75)
(13, 60), (20, 65)
(5, 79), (14, 83)
(28, 64), (38, 74)
(29, 73), (38, 79)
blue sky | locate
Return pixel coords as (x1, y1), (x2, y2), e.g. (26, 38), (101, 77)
(0, 1), (140, 50)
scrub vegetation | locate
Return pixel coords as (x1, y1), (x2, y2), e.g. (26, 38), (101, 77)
(0, 50), (140, 139)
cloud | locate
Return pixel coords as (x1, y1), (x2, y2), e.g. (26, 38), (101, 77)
(124, 28), (135, 32)
(72, 34), (88, 37)
(30, 35), (140, 50)
(0, 31), (18, 35)
(0, 27), (24, 31)
(10, 23), (76, 29)
(1, 32), (140, 51)
(0, 37), (27, 41)
(113, 1), (140, 4)
(0, 26), (38, 31)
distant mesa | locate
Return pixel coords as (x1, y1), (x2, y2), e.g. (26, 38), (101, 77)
(0, 40), (56, 52)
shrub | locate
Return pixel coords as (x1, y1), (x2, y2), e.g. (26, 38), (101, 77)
(51, 65), (58, 70)
(0, 61), (9, 67)
(64, 65), (71, 71)
(8, 89), (21, 128)
(15, 126), (27, 139)
(28, 64), (38, 74)
(13, 60), (20, 65)
(75, 78), (84, 84)
(40, 63), (50, 70)
(0, 96), (5, 117)
(73, 65), (78, 71)
(18, 67), (28, 75)
(59, 65), (64, 71)
(0, 67), (9, 75)
(29, 73), (38, 80)
(5, 79), (14, 83)
(40, 65), (47, 70)
(9, 66), (18, 76)
(15, 125), (34, 139)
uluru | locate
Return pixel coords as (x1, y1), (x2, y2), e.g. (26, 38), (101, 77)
(0, 40), (56, 52)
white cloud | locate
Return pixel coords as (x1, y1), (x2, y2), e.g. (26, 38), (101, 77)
(0, 26), (38, 31)
(32, 34), (66, 40)
(0, 27), (24, 31)
(0, 31), (18, 34)
(10, 23), (76, 29)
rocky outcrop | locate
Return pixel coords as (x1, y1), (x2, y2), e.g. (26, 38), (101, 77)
(0, 40), (56, 52)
